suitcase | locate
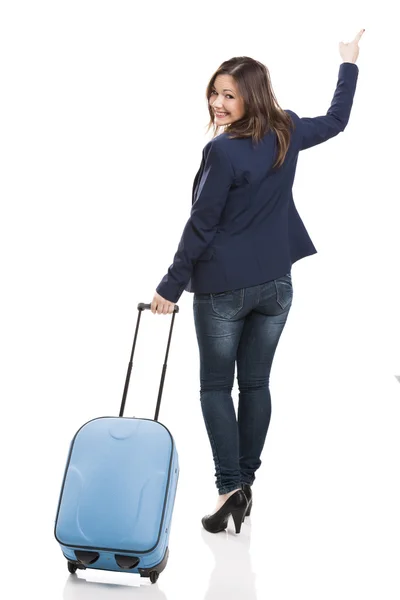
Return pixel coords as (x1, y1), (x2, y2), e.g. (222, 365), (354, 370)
(54, 302), (180, 584)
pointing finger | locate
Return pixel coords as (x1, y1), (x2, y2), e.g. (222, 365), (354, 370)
(354, 29), (365, 43)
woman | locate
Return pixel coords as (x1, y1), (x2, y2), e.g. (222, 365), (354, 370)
(151, 29), (365, 534)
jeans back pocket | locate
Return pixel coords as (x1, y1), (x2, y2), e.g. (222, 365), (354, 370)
(211, 289), (244, 319)
(274, 276), (293, 310)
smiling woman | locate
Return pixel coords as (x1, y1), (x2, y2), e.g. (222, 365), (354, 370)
(209, 75), (246, 126)
(152, 31), (364, 534)
(205, 56), (294, 170)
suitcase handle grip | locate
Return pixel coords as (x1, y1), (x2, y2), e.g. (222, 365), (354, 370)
(138, 302), (180, 313)
(119, 302), (179, 421)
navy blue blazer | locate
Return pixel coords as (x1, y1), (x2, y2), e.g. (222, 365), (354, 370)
(156, 61), (359, 303)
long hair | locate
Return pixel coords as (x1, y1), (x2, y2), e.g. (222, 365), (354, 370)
(206, 56), (294, 170)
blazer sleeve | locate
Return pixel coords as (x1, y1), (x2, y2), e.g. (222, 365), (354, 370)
(156, 140), (234, 303)
(297, 62), (359, 151)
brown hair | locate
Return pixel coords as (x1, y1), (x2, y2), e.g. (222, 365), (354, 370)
(206, 56), (294, 170)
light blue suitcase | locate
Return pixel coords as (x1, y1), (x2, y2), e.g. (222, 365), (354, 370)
(54, 303), (180, 584)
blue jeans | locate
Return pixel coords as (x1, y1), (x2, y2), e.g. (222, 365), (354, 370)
(193, 273), (293, 494)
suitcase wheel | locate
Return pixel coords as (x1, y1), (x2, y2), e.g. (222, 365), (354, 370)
(67, 561), (78, 574)
(150, 571), (159, 584)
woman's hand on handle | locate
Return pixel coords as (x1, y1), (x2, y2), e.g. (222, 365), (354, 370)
(339, 29), (365, 64)
(151, 291), (176, 315)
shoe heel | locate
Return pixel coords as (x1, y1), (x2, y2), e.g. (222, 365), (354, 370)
(231, 508), (246, 534)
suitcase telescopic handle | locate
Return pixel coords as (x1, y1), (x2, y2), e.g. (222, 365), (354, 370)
(119, 302), (179, 421)
(138, 303), (179, 313)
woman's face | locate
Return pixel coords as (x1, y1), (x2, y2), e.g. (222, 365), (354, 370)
(209, 74), (245, 126)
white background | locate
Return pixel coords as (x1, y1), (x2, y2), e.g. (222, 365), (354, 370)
(1, 0), (399, 598)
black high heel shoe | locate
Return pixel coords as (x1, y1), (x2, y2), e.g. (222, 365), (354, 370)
(201, 490), (248, 534)
(242, 484), (253, 517)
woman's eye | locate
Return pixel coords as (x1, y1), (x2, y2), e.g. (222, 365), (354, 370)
(211, 91), (233, 99)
